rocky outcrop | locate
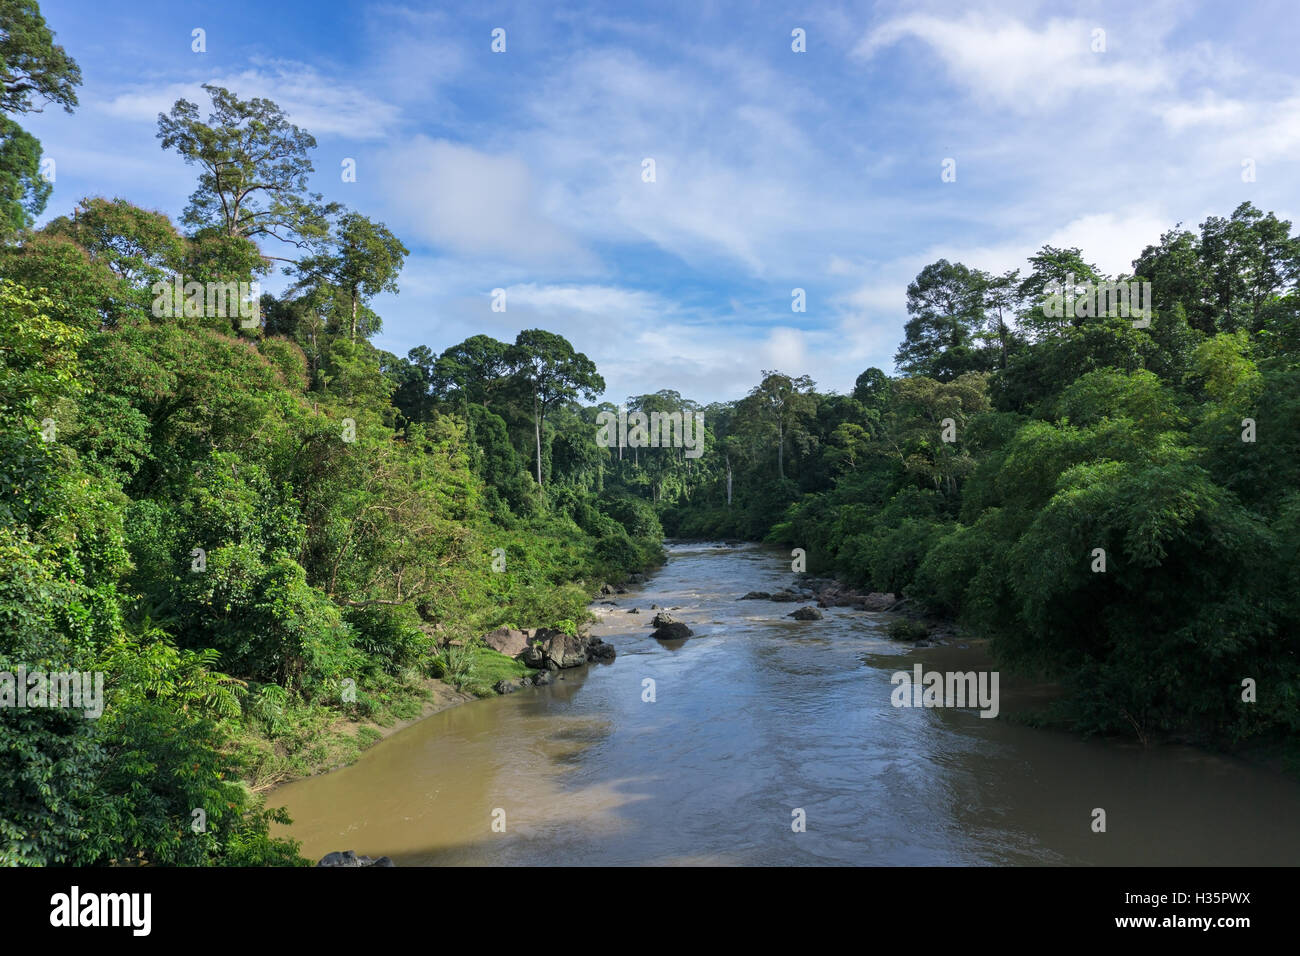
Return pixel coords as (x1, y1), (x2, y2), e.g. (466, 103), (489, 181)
(317, 851), (395, 867)
(789, 606), (823, 620)
(515, 628), (617, 671)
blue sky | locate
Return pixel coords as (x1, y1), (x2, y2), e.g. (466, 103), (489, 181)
(24, 0), (1300, 402)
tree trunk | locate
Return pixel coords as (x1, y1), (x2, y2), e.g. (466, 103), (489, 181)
(726, 454), (733, 507)
(533, 394), (544, 489)
(777, 419), (785, 480)
(350, 287), (358, 342)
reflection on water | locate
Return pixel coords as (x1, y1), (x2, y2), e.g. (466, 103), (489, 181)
(273, 542), (1300, 865)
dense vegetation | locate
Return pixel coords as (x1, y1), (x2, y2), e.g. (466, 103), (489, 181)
(0, 5), (661, 865)
(2, 2), (1296, 867)
(655, 218), (1300, 752)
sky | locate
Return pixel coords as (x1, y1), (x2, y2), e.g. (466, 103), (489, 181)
(23, 0), (1300, 403)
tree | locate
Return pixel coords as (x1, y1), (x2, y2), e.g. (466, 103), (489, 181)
(157, 85), (339, 258)
(0, 1), (81, 233)
(1197, 202), (1300, 334)
(0, 0), (81, 115)
(433, 335), (512, 408)
(1017, 245), (1102, 337)
(746, 370), (816, 480)
(291, 212), (408, 342)
(44, 197), (184, 288)
(1133, 226), (1208, 332)
(508, 329), (604, 491)
(0, 116), (47, 232)
(894, 259), (990, 379)
(979, 268), (1023, 368)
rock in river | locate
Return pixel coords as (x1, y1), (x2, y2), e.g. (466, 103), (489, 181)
(317, 850), (395, 867)
(652, 621), (693, 640)
(789, 606), (823, 620)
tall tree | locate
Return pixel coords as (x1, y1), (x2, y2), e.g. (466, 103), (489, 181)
(433, 335), (512, 408)
(894, 259), (990, 379)
(746, 370), (816, 480)
(157, 85), (339, 259)
(508, 329), (604, 492)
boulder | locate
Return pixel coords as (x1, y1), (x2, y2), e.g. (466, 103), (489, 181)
(650, 612), (677, 628)
(789, 606), (823, 621)
(520, 642), (548, 669)
(494, 677), (527, 694)
(482, 626), (531, 658)
(586, 637), (616, 664)
(317, 851), (396, 867)
(739, 591), (771, 600)
(651, 621), (693, 640)
(770, 590), (800, 602)
(532, 669), (555, 686)
(518, 628), (591, 669)
(859, 592), (898, 611)
(543, 629), (591, 668)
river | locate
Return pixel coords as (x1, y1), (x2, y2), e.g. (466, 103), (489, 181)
(271, 541), (1300, 865)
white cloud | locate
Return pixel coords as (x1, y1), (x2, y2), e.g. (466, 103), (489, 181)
(857, 13), (1170, 111)
(96, 63), (401, 139)
(374, 137), (592, 267)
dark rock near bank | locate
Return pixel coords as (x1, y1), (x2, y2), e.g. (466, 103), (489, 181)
(586, 637), (616, 663)
(545, 630), (590, 668)
(789, 606), (823, 620)
(739, 591), (771, 600)
(520, 642), (548, 668)
(317, 850), (396, 867)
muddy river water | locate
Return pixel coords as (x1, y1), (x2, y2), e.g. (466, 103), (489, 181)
(273, 542), (1300, 865)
